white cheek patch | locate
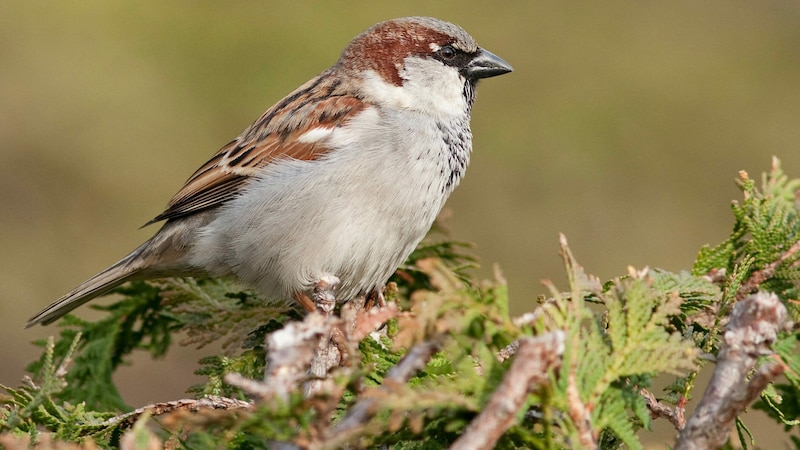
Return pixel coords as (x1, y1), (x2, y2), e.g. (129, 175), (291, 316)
(400, 57), (467, 115)
(360, 59), (468, 118)
(297, 126), (335, 144)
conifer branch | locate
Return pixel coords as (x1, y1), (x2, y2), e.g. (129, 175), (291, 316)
(5, 158), (799, 449)
(496, 339), (520, 362)
(567, 369), (597, 450)
(640, 388), (686, 431)
(320, 339), (441, 449)
(450, 332), (565, 450)
(675, 292), (789, 450)
(262, 312), (335, 401)
(736, 239), (800, 301)
(101, 396), (253, 430)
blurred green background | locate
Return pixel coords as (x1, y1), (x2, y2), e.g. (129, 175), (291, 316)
(2, 1), (800, 447)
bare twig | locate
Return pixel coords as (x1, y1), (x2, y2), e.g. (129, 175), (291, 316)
(640, 388), (686, 431)
(227, 294), (395, 449)
(449, 332), (565, 450)
(674, 292), (790, 450)
(567, 370), (597, 450)
(101, 396), (253, 430)
(226, 289), (394, 407)
(264, 312), (335, 400)
(319, 339), (441, 449)
(306, 293), (398, 397)
(303, 275), (343, 396)
(222, 373), (273, 399)
(305, 329), (341, 397)
(496, 339), (520, 362)
(347, 302), (398, 342)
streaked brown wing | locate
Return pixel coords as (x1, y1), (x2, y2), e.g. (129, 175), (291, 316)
(146, 89), (367, 225)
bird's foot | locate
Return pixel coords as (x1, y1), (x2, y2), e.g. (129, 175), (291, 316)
(312, 274), (339, 315)
(364, 287), (387, 310)
(293, 274), (340, 314)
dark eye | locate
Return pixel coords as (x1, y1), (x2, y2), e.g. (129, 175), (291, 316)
(438, 45), (456, 60)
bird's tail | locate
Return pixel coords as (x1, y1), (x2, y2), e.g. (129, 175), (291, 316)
(27, 213), (210, 328)
(26, 245), (148, 328)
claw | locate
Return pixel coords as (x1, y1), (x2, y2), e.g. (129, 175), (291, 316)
(312, 274), (340, 314)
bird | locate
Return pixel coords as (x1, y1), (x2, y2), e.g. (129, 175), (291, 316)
(27, 16), (512, 328)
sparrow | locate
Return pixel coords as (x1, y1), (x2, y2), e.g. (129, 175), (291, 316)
(27, 16), (512, 328)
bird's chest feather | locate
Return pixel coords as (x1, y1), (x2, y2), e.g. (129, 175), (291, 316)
(193, 107), (472, 299)
(329, 108), (472, 224)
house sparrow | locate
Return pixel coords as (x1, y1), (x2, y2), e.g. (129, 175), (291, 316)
(27, 16), (512, 328)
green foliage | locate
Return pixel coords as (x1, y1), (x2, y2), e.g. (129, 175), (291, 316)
(2, 159), (800, 448)
(529, 242), (701, 450)
(692, 158), (800, 442)
(695, 158), (800, 308)
(0, 335), (115, 443)
(392, 238), (478, 303)
(755, 332), (800, 430)
(25, 281), (177, 412)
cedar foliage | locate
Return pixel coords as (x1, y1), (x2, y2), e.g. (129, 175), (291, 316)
(2, 158), (799, 449)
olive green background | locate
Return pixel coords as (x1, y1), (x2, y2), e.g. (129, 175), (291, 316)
(2, 1), (800, 447)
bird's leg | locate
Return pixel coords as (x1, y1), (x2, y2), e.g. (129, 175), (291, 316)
(312, 275), (352, 363)
(293, 274), (340, 313)
(293, 292), (317, 312)
(303, 275), (341, 397)
(311, 275), (339, 314)
(364, 288), (387, 310)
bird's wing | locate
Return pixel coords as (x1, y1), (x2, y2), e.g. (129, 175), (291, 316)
(147, 77), (367, 225)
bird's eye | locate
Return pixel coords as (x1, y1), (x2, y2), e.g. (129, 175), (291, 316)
(438, 45), (456, 60)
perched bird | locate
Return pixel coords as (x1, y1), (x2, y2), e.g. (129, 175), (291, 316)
(27, 16), (512, 328)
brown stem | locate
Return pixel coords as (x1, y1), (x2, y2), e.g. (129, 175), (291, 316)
(101, 396), (253, 430)
(319, 339), (441, 449)
(449, 332), (565, 450)
(674, 292), (788, 450)
(640, 388), (686, 431)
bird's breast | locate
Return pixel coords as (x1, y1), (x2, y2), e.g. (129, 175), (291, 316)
(189, 107), (473, 302)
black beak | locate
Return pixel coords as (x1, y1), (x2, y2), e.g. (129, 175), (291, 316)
(465, 49), (513, 79)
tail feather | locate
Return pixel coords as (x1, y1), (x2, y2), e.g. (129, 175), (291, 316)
(26, 253), (143, 328)
(28, 213), (212, 328)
